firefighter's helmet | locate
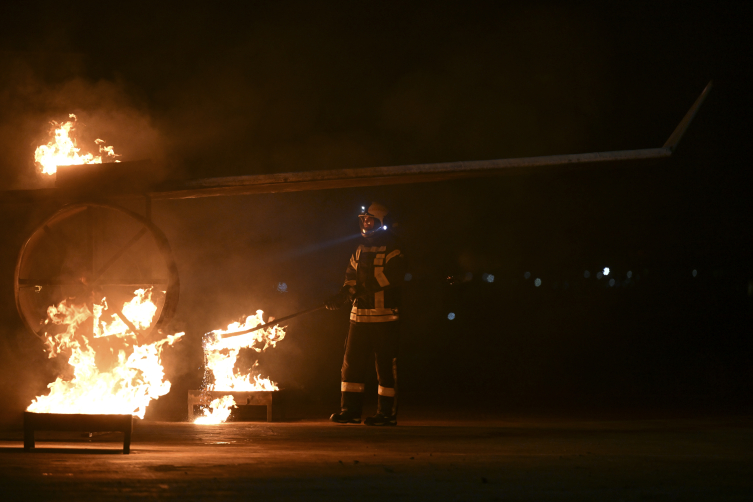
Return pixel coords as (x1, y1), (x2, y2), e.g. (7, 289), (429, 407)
(359, 202), (389, 237)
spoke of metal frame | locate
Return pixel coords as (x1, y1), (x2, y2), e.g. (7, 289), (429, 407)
(88, 300), (95, 337)
(96, 280), (169, 286)
(97, 281), (169, 286)
(115, 310), (143, 337)
(17, 279), (85, 286)
(144, 196), (153, 280)
(91, 227), (148, 283)
(86, 206), (94, 277)
(145, 194), (152, 222)
(19, 277), (165, 287)
(18, 279), (168, 287)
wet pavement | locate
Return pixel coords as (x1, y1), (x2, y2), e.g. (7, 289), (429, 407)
(0, 416), (751, 501)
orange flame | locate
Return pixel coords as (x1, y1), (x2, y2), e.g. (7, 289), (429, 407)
(27, 288), (182, 418)
(34, 114), (119, 175)
(93, 288), (158, 339)
(195, 310), (284, 424)
(194, 396), (236, 425)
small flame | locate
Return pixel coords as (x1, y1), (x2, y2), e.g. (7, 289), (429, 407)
(194, 396), (236, 425)
(195, 310), (284, 424)
(34, 114), (119, 175)
(27, 289), (182, 418)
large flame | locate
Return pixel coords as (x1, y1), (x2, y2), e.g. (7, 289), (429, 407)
(27, 288), (182, 418)
(34, 114), (119, 175)
(195, 310), (284, 424)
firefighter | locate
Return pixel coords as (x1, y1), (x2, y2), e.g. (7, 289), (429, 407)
(325, 202), (405, 426)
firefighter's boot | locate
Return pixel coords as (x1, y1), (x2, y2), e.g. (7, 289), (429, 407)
(364, 395), (397, 426)
(330, 391), (363, 424)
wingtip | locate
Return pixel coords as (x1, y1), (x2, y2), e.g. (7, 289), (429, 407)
(663, 80), (713, 152)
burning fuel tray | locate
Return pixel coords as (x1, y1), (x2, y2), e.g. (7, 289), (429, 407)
(188, 390), (274, 422)
(24, 412), (133, 454)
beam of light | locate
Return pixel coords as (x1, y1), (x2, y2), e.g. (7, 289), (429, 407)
(603, 267), (610, 276)
(275, 232), (362, 261)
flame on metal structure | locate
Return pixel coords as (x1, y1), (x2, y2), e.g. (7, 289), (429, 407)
(27, 288), (182, 418)
(34, 114), (119, 175)
(93, 288), (158, 338)
(195, 310), (284, 424)
(194, 396), (237, 425)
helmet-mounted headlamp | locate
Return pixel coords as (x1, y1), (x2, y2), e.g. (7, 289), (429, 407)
(358, 202), (389, 238)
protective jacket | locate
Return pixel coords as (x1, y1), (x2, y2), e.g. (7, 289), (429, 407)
(343, 231), (405, 323)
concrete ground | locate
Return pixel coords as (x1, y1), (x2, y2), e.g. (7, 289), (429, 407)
(0, 416), (751, 501)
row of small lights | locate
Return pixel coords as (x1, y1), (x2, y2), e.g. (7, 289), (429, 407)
(446, 267), (701, 320)
(524, 267), (699, 288)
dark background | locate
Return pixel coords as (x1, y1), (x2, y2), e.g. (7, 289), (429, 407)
(0, 1), (750, 423)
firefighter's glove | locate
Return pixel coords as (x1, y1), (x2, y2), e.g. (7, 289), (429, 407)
(325, 288), (350, 310)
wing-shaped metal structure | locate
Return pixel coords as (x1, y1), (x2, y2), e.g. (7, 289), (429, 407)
(153, 81), (712, 200)
(5, 82), (713, 339)
(1, 82), (711, 204)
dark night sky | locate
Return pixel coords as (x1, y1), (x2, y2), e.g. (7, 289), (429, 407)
(0, 2), (750, 422)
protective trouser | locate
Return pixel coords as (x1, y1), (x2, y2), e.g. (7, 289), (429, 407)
(340, 321), (399, 416)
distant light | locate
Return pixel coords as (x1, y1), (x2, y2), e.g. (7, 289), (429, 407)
(692, 269), (697, 277)
(608, 278), (615, 287)
(603, 267), (610, 276)
(277, 282), (288, 293)
(596, 271), (603, 280)
(627, 271), (632, 279)
(482, 273), (495, 283)
(383, 225), (387, 230)
(584, 270), (590, 279)
(534, 278), (541, 287)
(361, 206), (365, 210)
(404, 273), (413, 281)
(447, 312), (455, 320)
(524, 272), (531, 279)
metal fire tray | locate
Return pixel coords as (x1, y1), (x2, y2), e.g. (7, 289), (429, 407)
(24, 412), (133, 454)
(54, 159), (166, 195)
(188, 390), (274, 422)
